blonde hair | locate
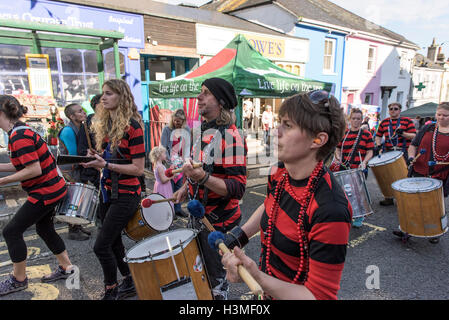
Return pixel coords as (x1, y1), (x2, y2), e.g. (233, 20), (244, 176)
(216, 108), (233, 126)
(92, 79), (143, 151)
(169, 109), (187, 130)
(149, 146), (166, 165)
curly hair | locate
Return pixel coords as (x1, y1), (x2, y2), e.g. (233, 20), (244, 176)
(279, 91), (346, 161)
(91, 79), (143, 151)
(149, 146), (166, 165)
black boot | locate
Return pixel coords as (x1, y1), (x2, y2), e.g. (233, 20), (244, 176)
(116, 275), (137, 300)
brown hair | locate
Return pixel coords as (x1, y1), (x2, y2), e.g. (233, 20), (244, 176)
(388, 102), (402, 110)
(0, 95), (27, 121)
(279, 92), (346, 160)
(349, 108), (363, 118)
(437, 102), (449, 112)
(169, 109), (187, 130)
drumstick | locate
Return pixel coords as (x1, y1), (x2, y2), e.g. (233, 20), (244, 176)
(165, 162), (202, 178)
(141, 197), (176, 208)
(208, 231), (264, 296)
(82, 121), (93, 150)
(57, 155), (130, 165)
(188, 200), (264, 296)
(409, 149), (426, 168)
(428, 161), (449, 166)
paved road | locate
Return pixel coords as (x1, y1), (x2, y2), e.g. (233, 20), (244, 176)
(0, 167), (448, 300)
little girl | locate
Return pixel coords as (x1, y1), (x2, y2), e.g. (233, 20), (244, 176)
(149, 146), (174, 207)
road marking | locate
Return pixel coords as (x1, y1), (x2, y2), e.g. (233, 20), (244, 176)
(249, 191), (266, 198)
(349, 222), (386, 248)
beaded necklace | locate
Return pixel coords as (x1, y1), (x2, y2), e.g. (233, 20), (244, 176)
(264, 161), (324, 284)
(432, 125), (449, 161)
(340, 128), (362, 167)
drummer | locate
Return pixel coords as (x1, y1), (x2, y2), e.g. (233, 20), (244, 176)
(81, 79), (145, 300)
(0, 95), (75, 297)
(375, 102), (416, 206)
(405, 102), (449, 243)
(333, 108), (374, 227)
(221, 90), (352, 300)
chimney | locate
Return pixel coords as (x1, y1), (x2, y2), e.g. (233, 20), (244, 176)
(427, 37), (439, 62)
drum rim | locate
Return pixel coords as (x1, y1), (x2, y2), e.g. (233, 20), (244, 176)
(391, 177), (443, 193)
(367, 151), (403, 167)
(124, 228), (198, 263)
(332, 168), (363, 176)
(141, 193), (174, 231)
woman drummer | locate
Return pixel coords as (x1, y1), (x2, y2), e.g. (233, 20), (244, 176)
(221, 91), (352, 300)
(82, 79), (145, 300)
(0, 95), (74, 297)
(333, 108), (374, 227)
(404, 102), (449, 244)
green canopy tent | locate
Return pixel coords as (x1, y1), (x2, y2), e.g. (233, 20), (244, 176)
(401, 102), (438, 118)
(147, 34), (334, 149)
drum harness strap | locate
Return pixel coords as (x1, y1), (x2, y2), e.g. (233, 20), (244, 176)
(341, 129), (362, 169)
(388, 118), (407, 154)
(101, 144), (132, 202)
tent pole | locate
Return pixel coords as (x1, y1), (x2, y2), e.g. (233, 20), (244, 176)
(236, 96), (243, 129)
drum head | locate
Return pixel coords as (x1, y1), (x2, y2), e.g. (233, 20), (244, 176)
(141, 193), (174, 231)
(392, 177), (442, 193)
(368, 151), (403, 167)
(125, 229), (196, 263)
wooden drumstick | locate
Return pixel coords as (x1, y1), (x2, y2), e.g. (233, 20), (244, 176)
(208, 231), (264, 296)
(141, 197), (176, 208)
(189, 200), (263, 296)
(82, 121), (94, 153)
(429, 161), (449, 166)
(165, 162), (202, 177)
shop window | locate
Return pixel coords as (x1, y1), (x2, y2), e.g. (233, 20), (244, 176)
(41, 47), (58, 70)
(62, 75), (86, 104)
(84, 50), (98, 73)
(0, 74), (29, 95)
(0, 44), (30, 72)
(104, 50), (125, 80)
(149, 57), (171, 81)
(60, 48), (83, 73)
(293, 65), (300, 75)
(85, 75), (100, 98)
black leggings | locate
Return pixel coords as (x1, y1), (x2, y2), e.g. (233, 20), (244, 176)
(94, 192), (140, 286)
(2, 199), (66, 263)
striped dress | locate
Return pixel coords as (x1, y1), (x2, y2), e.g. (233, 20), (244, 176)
(8, 122), (67, 205)
(260, 162), (352, 300)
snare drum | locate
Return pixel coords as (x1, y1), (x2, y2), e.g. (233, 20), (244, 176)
(125, 229), (212, 300)
(333, 168), (373, 218)
(392, 177), (448, 238)
(54, 182), (99, 225)
(367, 151), (408, 198)
(125, 193), (174, 241)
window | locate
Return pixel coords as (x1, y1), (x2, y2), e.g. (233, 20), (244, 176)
(396, 91), (404, 105)
(323, 38), (336, 73)
(367, 46), (376, 73)
(364, 93), (373, 105)
(400, 51), (408, 75)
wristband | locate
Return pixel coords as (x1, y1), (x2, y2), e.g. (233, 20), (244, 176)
(198, 172), (210, 185)
(225, 226), (249, 249)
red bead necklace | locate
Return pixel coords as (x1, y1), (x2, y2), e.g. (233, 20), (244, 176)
(264, 161), (324, 284)
(432, 125), (449, 161)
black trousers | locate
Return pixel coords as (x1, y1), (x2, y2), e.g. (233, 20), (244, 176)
(2, 199), (66, 263)
(94, 192), (140, 286)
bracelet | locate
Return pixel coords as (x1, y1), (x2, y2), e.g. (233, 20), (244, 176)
(198, 172), (210, 185)
(104, 162), (109, 170)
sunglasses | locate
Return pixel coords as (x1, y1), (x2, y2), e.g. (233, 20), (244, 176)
(301, 89), (333, 126)
(389, 107), (400, 111)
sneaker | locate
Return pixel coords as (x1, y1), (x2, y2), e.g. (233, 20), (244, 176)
(102, 285), (119, 300)
(79, 225), (92, 236)
(41, 265), (74, 283)
(392, 230), (405, 238)
(429, 237), (440, 244)
(352, 217), (364, 228)
(0, 275), (28, 296)
(116, 275), (137, 300)
(68, 225), (90, 241)
(379, 198), (394, 206)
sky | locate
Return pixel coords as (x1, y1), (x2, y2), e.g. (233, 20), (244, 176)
(155, 0), (449, 60)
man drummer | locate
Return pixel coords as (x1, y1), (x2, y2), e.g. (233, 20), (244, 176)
(333, 108), (374, 227)
(375, 102), (416, 206)
(173, 77), (247, 300)
(402, 102), (449, 243)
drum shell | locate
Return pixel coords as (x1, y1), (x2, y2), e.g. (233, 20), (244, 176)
(368, 152), (407, 198)
(124, 208), (157, 241)
(55, 182), (99, 225)
(333, 168), (373, 218)
(393, 178), (447, 237)
(126, 230), (212, 300)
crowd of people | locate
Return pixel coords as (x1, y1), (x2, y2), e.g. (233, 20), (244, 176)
(0, 75), (447, 301)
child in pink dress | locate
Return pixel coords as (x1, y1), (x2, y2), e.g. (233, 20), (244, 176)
(149, 146), (174, 209)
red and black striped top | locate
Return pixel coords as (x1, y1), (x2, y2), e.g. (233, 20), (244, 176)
(8, 122), (67, 205)
(376, 117), (416, 150)
(260, 162), (352, 300)
(337, 129), (374, 168)
(189, 123), (247, 230)
(103, 118), (146, 195)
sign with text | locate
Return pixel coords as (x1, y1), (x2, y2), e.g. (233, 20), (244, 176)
(243, 34), (285, 59)
(25, 54), (53, 98)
